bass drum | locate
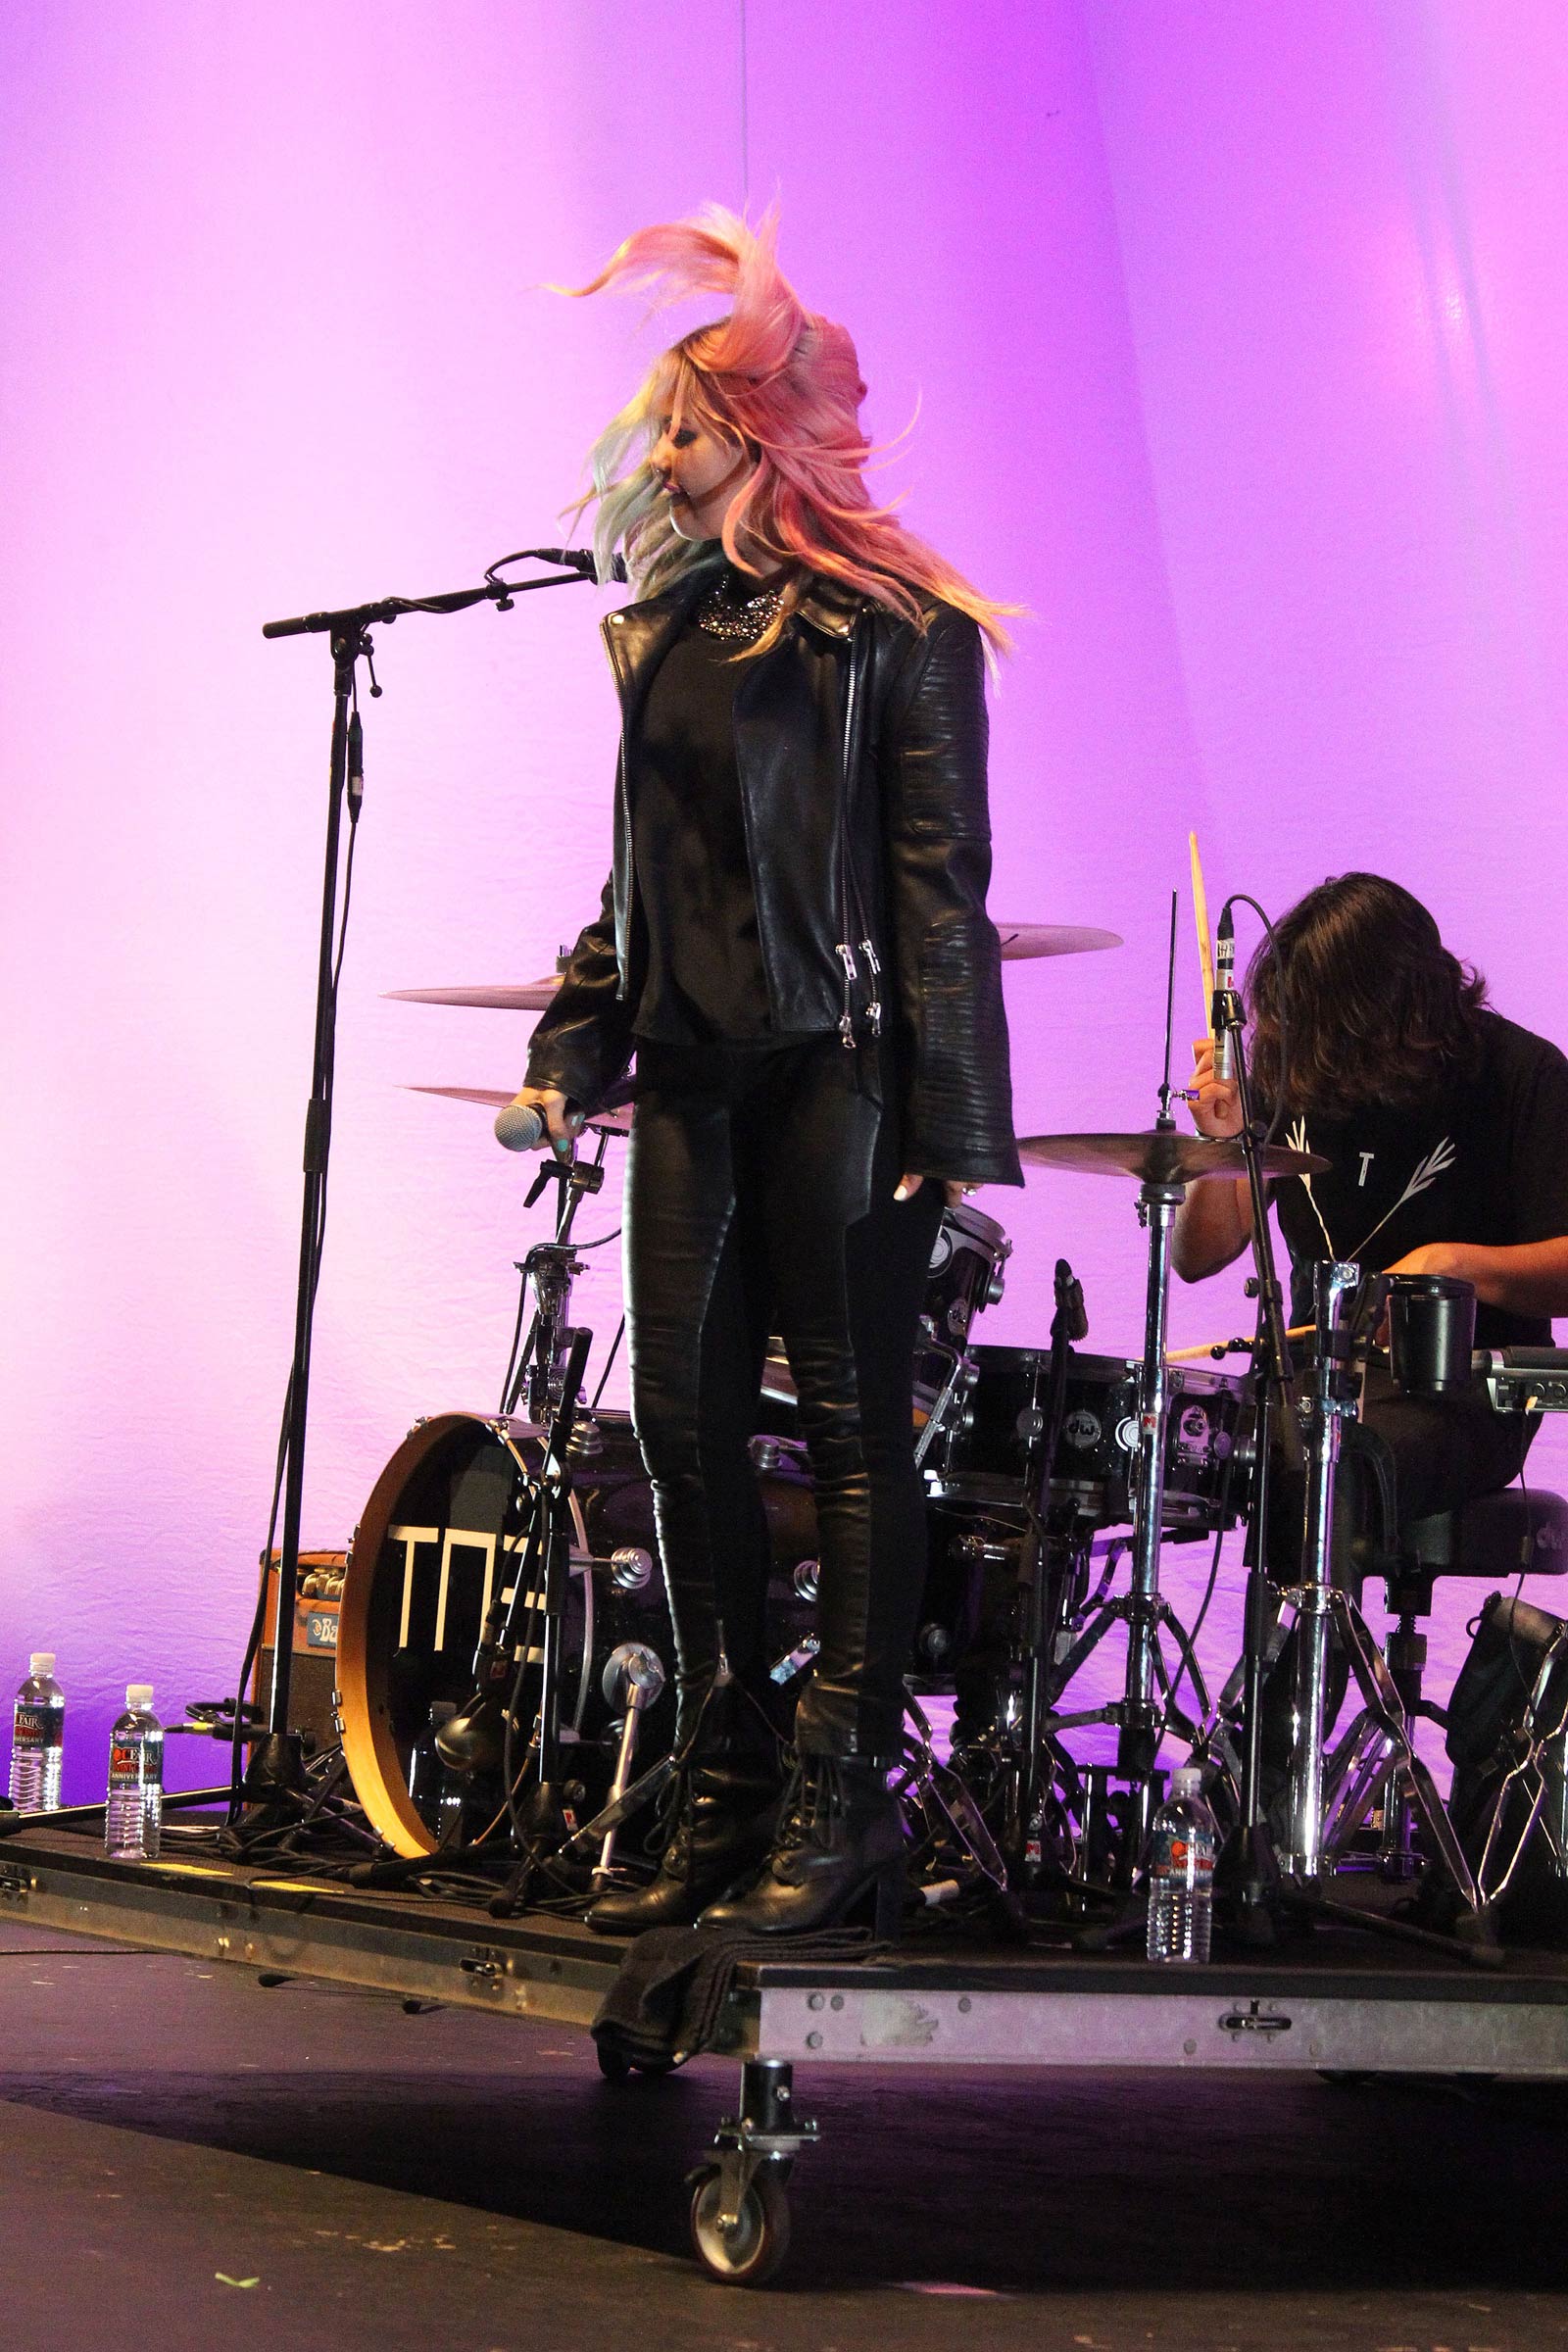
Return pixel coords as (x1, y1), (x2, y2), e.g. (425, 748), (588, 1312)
(337, 1409), (818, 1858)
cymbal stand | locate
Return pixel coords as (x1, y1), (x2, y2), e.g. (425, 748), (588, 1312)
(1206, 909), (1299, 1934)
(1039, 899), (1208, 1844)
(1109, 896), (1204, 1776)
(501, 1131), (609, 1422)
(441, 1138), (609, 1902)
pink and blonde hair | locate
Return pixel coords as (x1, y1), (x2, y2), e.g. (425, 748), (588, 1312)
(562, 206), (1014, 659)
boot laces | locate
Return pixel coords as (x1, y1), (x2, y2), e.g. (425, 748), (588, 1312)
(774, 1752), (841, 1859)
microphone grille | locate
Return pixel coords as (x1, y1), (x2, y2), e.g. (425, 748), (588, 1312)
(494, 1102), (544, 1152)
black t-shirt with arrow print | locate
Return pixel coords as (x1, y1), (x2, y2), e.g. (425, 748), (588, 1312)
(1271, 1009), (1568, 1349)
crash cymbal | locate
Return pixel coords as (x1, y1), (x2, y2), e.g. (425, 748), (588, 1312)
(1016, 1129), (1329, 1184)
(388, 931), (1121, 1008)
(386, 979), (564, 1011)
(404, 1084), (633, 1137)
(995, 924), (1123, 959)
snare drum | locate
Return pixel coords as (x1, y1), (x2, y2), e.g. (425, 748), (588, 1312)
(338, 1409), (817, 1858)
(926, 1345), (1251, 1532)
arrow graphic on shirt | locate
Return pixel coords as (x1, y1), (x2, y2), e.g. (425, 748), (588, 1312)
(1285, 1123), (1457, 1264)
(1287, 1115), (1336, 1256)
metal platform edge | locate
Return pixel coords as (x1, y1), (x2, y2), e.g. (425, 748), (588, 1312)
(6, 1826), (1568, 2079)
(0, 1835), (620, 2032)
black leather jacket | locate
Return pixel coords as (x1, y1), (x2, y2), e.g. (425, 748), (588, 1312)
(525, 564), (1022, 1187)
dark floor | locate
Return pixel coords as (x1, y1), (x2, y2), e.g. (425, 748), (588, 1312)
(2, 1919), (1566, 2351)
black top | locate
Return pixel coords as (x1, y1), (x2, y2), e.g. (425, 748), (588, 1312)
(629, 615), (779, 1046)
(1272, 1010), (1568, 1348)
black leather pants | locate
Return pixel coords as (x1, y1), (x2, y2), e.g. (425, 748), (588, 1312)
(623, 1036), (942, 1757)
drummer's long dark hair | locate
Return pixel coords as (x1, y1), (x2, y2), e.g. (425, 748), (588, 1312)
(1246, 873), (1489, 1118)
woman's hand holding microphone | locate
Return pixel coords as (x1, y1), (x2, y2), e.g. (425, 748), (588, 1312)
(499, 1085), (584, 1157)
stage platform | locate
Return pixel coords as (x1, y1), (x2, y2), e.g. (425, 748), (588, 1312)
(5, 1813), (1568, 2079)
(5, 1807), (1568, 2301)
(5, 1812), (1568, 2047)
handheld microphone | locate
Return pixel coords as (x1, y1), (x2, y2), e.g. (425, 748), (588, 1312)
(494, 1101), (547, 1152)
(1212, 907), (1236, 1085)
(525, 547), (629, 583)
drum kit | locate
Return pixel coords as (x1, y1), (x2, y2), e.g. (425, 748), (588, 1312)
(328, 915), (1509, 1944)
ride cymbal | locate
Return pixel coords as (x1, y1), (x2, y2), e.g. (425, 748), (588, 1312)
(1016, 1129), (1328, 1183)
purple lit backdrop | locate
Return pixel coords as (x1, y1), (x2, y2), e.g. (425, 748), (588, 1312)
(3, 1), (1564, 1798)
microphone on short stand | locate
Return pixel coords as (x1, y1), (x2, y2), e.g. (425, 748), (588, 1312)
(523, 547), (629, 583)
(1211, 906), (1237, 1085)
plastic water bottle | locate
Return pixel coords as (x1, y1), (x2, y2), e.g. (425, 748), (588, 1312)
(105, 1687), (164, 1860)
(9, 1654), (65, 1812)
(1147, 1766), (1218, 1963)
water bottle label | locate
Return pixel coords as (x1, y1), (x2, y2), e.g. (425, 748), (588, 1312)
(109, 1741), (161, 1788)
(1152, 1830), (1215, 1879)
(13, 1705), (53, 1750)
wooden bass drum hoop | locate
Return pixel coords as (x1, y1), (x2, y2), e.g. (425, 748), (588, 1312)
(337, 1411), (589, 1860)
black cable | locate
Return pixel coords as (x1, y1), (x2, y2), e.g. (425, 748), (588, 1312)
(1218, 891), (1291, 1145)
(590, 1315), (627, 1412)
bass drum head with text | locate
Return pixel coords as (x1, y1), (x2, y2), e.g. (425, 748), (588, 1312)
(338, 1411), (672, 1858)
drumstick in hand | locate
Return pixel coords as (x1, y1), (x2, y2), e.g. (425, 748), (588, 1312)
(1189, 830), (1215, 1034)
(1168, 1324), (1313, 1363)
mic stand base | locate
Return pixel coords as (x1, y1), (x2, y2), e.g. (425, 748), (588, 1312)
(227, 1731), (315, 1844)
(488, 1781), (574, 1919)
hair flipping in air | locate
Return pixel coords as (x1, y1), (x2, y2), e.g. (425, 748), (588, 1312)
(561, 206), (1014, 659)
(1246, 873), (1489, 1118)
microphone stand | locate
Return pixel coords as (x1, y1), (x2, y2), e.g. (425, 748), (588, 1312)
(1209, 924), (1301, 1941)
(239, 553), (607, 1834)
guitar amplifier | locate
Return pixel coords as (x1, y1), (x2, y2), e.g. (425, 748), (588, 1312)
(251, 1550), (345, 1755)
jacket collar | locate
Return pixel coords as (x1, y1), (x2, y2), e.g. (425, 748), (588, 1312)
(603, 561), (864, 698)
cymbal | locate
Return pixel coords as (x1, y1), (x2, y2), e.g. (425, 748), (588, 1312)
(387, 927), (1120, 1011)
(404, 1084), (633, 1137)
(1016, 1129), (1329, 1184)
(996, 924), (1122, 959)
(386, 980), (563, 1012)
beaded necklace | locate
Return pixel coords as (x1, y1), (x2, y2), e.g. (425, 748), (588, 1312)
(694, 567), (789, 645)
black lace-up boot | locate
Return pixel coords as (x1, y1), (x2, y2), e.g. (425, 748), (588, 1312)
(697, 1750), (906, 1938)
(587, 1684), (782, 1936)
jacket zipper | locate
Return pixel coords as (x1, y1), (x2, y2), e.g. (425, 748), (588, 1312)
(836, 619), (883, 1046)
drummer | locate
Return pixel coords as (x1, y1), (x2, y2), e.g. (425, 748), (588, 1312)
(1174, 872), (1568, 1565)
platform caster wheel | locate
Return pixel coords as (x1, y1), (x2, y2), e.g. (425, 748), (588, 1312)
(688, 2160), (791, 2286)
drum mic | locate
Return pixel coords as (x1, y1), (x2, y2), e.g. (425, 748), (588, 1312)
(494, 1101), (547, 1152)
(1212, 906), (1236, 1086)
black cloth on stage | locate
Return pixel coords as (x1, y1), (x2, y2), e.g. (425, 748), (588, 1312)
(1272, 1009), (1568, 1350)
(590, 1922), (885, 2073)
